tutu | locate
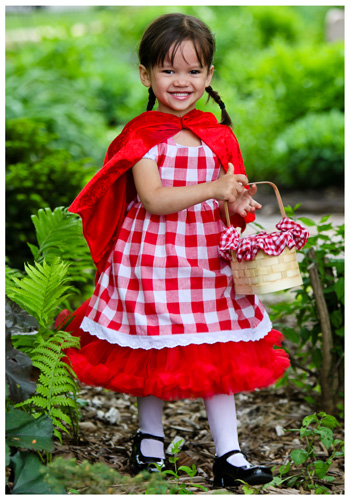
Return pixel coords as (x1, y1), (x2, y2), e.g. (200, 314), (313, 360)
(64, 302), (289, 400)
(66, 329), (289, 400)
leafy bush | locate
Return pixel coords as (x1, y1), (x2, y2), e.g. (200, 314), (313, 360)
(6, 35), (110, 160)
(6, 6), (344, 195)
(233, 40), (344, 123)
(269, 210), (344, 415)
(272, 110), (344, 188)
(222, 39), (344, 181)
(246, 5), (304, 46)
(6, 118), (97, 268)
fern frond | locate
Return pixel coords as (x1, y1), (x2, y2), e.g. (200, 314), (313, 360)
(50, 395), (77, 408)
(51, 408), (73, 427)
(32, 360), (56, 378)
(45, 366), (74, 378)
(33, 344), (61, 358)
(5, 264), (24, 292)
(36, 380), (77, 395)
(32, 342), (62, 356)
(18, 395), (50, 410)
(52, 384), (77, 395)
(7, 258), (73, 327)
(34, 384), (51, 398)
(11, 333), (39, 353)
(64, 365), (78, 379)
(53, 423), (69, 441)
(52, 418), (71, 442)
(14, 324), (81, 439)
(31, 207), (94, 283)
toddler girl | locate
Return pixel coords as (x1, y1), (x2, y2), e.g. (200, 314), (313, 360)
(65, 13), (290, 488)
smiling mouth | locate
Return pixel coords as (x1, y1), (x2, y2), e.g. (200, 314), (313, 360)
(170, 92), (191, 97)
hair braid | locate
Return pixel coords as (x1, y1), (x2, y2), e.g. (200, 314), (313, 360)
(147, 87), (157, 111)
(205, 86), (233, 127)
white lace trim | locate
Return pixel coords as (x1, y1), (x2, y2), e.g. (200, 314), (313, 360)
(80, 313), (272, 350)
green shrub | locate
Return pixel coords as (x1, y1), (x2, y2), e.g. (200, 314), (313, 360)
(5, 65), (109, 161)
(272, 110), (344, 188)
(246, 5), (304, 46)
(239, 40), (344, 123)
(269, 211), (344, 414)
(6, 118), (97, 268)
(221, 40), (344, 182)
(5, 6), (344, 199)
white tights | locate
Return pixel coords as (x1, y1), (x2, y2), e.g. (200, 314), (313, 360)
(137, 396), (165, 459)
(136, 394), (250, 467)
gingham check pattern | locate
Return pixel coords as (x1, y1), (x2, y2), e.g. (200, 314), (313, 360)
(219, 217), (309, 262)
(82, 138), (269, 348)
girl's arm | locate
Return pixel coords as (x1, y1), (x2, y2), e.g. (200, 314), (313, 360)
(132, 159), (248, 216)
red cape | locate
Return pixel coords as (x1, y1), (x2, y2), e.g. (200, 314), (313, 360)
(69, 108), (253, 276)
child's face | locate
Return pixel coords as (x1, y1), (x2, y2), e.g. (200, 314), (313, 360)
(139, 40), (214, 117)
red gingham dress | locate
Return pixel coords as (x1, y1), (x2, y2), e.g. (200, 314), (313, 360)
(68, 137), (290, 400)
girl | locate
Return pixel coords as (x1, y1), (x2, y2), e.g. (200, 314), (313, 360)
(65, 13), (290, 488)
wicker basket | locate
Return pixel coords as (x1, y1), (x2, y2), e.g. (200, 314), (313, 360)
(224, 181), (303, 295)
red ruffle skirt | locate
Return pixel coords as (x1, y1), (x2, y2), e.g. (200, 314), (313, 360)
(62, 301), (290, 401)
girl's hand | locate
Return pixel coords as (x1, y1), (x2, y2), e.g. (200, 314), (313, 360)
(226, 183), (262, 218)
(213, 163), (248, 203)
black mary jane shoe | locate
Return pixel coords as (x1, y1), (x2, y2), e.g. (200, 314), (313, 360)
(131, 431), (166, 474)
(213, 450), (273, 488)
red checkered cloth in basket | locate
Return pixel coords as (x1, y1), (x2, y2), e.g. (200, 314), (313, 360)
(219, 217), (309, 262)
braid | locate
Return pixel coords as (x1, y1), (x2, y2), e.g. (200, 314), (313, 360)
(205, 86), (233, 128)
(147, 87), (157, 111)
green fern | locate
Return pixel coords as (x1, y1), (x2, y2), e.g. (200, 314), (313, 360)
(7, 258), (72, 327)
(15, 329), (81, 441)
(29, 207), (94, 284)
(7, 256), (82, 440)
(5, 264), (23, 290)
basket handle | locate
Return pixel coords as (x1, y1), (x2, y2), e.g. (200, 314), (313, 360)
(224, 181), (286, 228)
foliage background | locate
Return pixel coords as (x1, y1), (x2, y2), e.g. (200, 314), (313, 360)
(6, 5), (344, 267)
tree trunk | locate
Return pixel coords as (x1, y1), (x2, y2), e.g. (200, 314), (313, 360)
(307, 247), (336, 414)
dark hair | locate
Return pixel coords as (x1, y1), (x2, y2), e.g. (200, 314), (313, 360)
(138, 13), (233, 127)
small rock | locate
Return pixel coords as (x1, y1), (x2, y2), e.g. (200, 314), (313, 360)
(79, 421), (97, 433)
(105, 407), (120, 424)
(275, 425), (285, 437)
(96, 410), (105, 420)
(91, 396), (104, 407)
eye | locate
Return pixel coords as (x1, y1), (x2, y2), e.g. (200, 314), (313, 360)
(190, 69), (202, 75)
(162, 69), (174, 74)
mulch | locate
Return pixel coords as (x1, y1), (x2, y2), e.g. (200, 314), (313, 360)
(55, 378), (344, 494)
